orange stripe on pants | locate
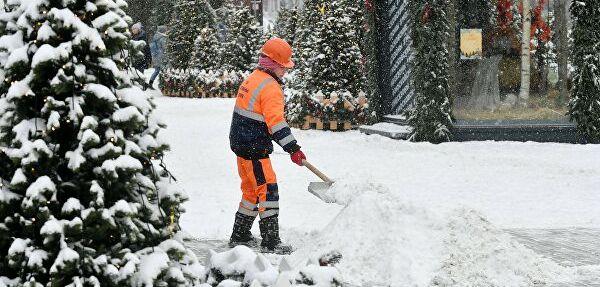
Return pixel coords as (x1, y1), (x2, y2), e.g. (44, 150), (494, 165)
(237, 157), (279, 218)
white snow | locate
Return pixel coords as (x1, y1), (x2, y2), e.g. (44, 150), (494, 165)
(153, 96), (600, 286)
(137, 134), (158, 150)
(49, 246), (80, 274)
(135, 250), (170, 287)
(112, 106), (144, 123)
(207, 246), (279, 285)
(31, 43), (71, 68)
(80, 129), (100, 145)
(294, 265), (342, 286)
(47, 111), (61, 131)
(37, 22), (57, 41)
(0, 186), (21, 203)
(111, 155), (142, 170)
(6, 78), (33, 100)
(4, 45), (28, 68)
(99, 154), (143, 178)
(90, 180), (105, 206)
(27, 249), (48, 268)
(62, 197), (83, 214)
(91, 11), (128, 31)
(80, 116), (98, 130)
(84, 83), (117, 102)
(362, 122), (412, 134)
(10, 168), (26, 185)
(110, 199), (134, 215)
(48, 8), (105, 51)
(40, 217), (62, 236)
(65, 147), (85, 170)
(11, 119), (37, 143)
(125, 140), (143, 155)
(216, 280), (241, 287)
(0, 31), (24, 52)
(287, 181), (569, 285)
(87, 143), (122, 159)
(7, 238), (29, 256)
(25, 176), (56, 205)
(116, 87), (152, 114)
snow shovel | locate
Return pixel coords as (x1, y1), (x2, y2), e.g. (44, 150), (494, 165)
(302, 160), (335, 203)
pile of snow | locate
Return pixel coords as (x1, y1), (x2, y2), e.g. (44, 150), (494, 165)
(205, 246), (278, 285)
(203, 246), (342, 286)
(286, 178), (575, 286)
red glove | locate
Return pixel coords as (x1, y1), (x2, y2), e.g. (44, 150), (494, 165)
(290, 150), (306, 166)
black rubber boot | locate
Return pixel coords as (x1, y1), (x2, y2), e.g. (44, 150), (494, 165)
(229, 212), (258, 248)
(259, 214), (293, 254)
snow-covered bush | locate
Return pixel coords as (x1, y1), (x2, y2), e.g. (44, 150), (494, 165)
(205, 246), (279, 285)
(204, 246), (344, 286)
(285, 89), (372, 126)
(161, 69), (249, 97)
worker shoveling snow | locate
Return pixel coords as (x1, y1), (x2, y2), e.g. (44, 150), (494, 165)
(283, 179), (584, 286)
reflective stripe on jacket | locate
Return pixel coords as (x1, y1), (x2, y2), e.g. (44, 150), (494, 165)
(229, 68), (300, 159)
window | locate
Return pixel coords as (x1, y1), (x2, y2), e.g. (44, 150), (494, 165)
(452, 0), (567, 122)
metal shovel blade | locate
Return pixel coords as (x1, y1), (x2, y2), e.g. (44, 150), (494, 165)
(308, 182), (335, 203)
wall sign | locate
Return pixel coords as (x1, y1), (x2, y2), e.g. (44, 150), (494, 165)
(460, 29), (483, 60)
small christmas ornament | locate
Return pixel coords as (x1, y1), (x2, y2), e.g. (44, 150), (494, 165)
(365, 0), (374, 11)
(421, 4), (432, 24)
(318, 3), (326, 15)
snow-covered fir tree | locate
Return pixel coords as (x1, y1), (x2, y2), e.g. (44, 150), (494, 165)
(292, 0), (321, 69)
(295, 0), (366, 95)
(0, 0), (203, 285)
(192, 26), (222, 70)
(274, 6), (300, 47)
(221, 0), (262, 71)
(568, 0), (600, 141)
(167, 0), (214, 70)
(149, 0), (176, 28)
(407, 0), (453, 143)
(285, 0), (372, 124)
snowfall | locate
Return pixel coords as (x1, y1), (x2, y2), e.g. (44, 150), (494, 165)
(151, 91), (600, 286)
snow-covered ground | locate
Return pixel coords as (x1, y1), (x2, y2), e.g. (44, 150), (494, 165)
(153, 95), (600, 285)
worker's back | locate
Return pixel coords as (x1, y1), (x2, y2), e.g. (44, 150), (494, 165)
(229, 69), (283, 160)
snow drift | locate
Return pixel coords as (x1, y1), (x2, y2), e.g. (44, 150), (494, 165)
(286, 179), (575, 286)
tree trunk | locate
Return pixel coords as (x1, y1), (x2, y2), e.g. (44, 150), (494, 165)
(519, 0), (532, 100)
(555, 0), (569, 105)
(468, 56), (502, 110)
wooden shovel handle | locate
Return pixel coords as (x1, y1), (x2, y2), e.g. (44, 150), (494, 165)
(302, 160), (333, 183)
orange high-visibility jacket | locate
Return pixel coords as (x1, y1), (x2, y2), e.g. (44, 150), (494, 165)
(229, 68), (300, 159)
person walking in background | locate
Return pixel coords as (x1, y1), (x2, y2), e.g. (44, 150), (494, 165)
(149, 25), (168, 89)
(131, 22), (152, 72)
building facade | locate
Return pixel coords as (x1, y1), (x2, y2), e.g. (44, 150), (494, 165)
(262, 0), (304, 31)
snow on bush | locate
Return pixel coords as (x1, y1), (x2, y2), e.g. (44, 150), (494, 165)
(160, 69), (248, 97)
(203, 245), (344, 286)
(205, 246), (279, 285)
(285, 87), (372, 126)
